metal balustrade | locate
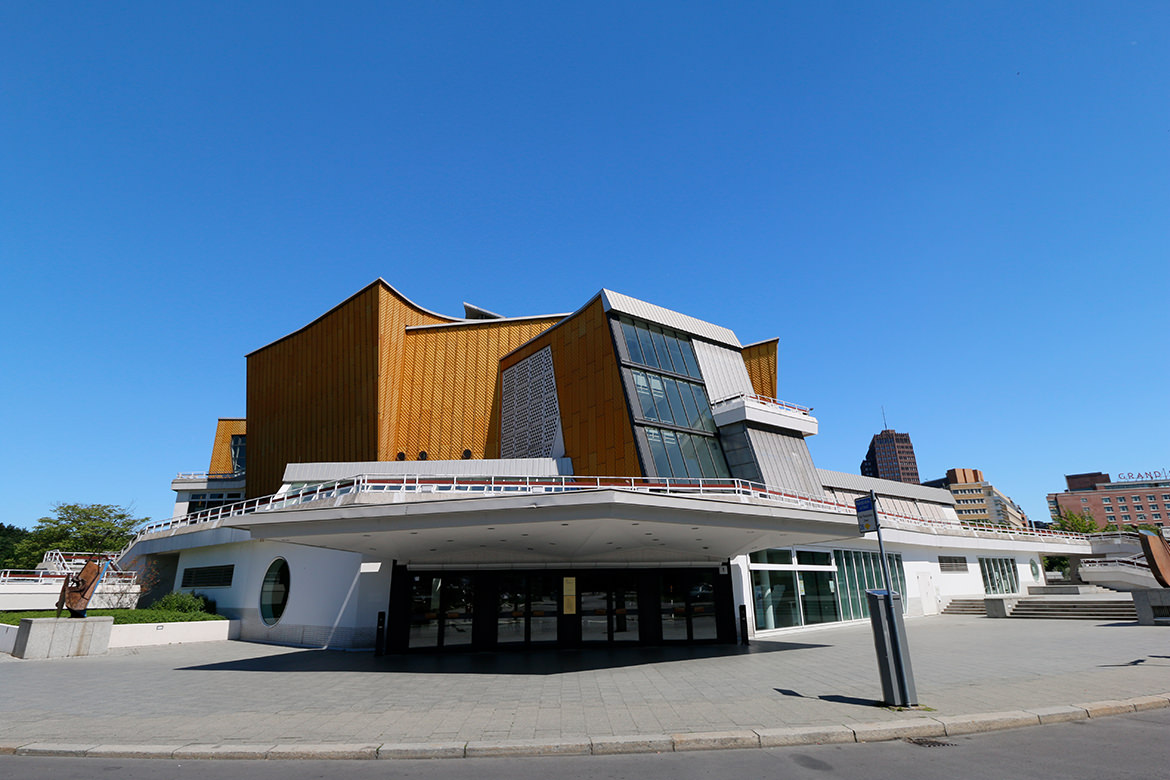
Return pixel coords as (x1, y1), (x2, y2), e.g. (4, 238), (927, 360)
(711, 393), (813, 415)
(124, 473), (1093, 554)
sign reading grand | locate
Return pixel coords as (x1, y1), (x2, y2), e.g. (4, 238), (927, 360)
(1117, 469), (1169, 481)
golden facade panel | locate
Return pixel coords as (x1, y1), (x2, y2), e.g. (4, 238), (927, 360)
(742, 338), (779, 399)
(392, 318), (558, 462)
(208, 418), (246, 474)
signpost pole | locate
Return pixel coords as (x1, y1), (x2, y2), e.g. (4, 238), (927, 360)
(856, 490), (916, 706)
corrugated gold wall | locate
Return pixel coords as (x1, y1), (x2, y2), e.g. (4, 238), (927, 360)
(392, 318), (559, 461)
(496, 298), (641, 477)
(743, 339), (779, 399)
(208, 418), (246, 474)
(246, 284), (385, 497)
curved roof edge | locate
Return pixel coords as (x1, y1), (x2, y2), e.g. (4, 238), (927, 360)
(406, 313), (568, 332)
(246, 279), (463, 357)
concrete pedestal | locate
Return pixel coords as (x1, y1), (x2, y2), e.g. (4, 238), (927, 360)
(1131, 590), (1170, 626)
(11, 617), (114, 659)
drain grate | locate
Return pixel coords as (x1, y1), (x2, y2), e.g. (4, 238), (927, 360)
(905, 737), (956, 748)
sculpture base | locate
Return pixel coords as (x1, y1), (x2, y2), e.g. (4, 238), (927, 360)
(11, 617), (114, 659)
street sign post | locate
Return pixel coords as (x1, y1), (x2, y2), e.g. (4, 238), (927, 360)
(855, 490), (917, 706)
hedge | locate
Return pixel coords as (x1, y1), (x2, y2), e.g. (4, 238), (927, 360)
(0, 609), (227, 625)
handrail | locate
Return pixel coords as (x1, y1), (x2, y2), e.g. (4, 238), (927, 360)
(711, 393), (813, 415)
(124, 473), (1093, 554)
(1079, 557), (1151, 571)
(174, 471), (246, 481)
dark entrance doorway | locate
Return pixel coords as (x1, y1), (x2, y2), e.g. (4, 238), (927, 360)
(387, 565), (735, 652)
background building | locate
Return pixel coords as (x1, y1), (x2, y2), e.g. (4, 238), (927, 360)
(1047, 471), (1170, 529)
(923, 468), (1029, 528)
(860, 429), (920, 484)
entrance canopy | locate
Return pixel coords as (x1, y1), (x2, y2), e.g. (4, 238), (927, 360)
(225, 488), (863, 566)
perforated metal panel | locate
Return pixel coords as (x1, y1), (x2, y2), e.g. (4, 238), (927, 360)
(500, 346), (565, 459)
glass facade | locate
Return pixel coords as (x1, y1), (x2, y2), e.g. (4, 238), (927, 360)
(616, 316), (729, 479)
(979, 557), (1020, 595)
(749, 547), (906, 631)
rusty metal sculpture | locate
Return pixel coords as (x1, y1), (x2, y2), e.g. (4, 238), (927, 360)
(1138, 530), (1170, 589)
(55, 557), (110, 618)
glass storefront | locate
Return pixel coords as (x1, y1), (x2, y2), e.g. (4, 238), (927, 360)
(979, 557), (1020, 595)
(749, 547), (906, 631)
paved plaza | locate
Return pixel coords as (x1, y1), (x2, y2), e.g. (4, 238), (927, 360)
(1, 615), (1168, 756)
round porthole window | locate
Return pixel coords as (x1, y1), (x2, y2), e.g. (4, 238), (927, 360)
(260, 558), (290, 626)
(1030, 559), (1041, 581)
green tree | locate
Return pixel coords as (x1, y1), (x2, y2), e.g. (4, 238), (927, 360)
(8, 503), (146, 570)
(0, 523), (30, 569)
(1050, 509), (1098, 534)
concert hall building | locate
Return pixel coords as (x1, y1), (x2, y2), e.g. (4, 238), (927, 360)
(122, 280), (1087, 652)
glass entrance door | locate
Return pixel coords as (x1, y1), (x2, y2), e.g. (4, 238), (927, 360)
(579, 573), (640, 643)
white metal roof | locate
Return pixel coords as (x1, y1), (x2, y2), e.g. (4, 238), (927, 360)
(601, 290), (740, 348)
(816, 469), (957, 505)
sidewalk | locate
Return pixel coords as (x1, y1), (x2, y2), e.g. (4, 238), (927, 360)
(2, 615), (1168, 758)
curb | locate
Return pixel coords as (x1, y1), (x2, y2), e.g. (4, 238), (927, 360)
(3, 694), (1168, 761)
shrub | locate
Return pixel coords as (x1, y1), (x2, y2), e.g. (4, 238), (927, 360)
(152, 591), (214, 614)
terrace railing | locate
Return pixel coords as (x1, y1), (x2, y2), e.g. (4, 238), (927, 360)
(125, 473), (1092, 557)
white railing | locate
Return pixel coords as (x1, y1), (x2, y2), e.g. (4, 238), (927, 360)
(712, 393), (813, 415)
(174, 471), (245, 481)
(1080, 555), (1150, 571)
(126, 473), (1093, 552)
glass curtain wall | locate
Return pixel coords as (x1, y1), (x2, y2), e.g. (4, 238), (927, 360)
(616, 316), (729, 479)
(834, 549), (906, 621)
(748, 548), (907, 631)
(978, 557), (1020, 595)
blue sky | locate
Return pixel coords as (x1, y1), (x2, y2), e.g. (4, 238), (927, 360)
(2, 3), (1167, 530)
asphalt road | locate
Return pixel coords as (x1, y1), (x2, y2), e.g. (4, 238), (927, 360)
(3, 707), (1168, 780)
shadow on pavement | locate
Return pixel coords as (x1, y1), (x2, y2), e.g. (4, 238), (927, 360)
(178, 639), (831, 675)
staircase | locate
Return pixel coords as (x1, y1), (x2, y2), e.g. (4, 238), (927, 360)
(942, 598), (987, 615)
(1006, 598), (1137, 621)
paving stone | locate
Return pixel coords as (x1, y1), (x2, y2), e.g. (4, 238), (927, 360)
(377, 742), (467, 759)
(1075, 700), (1136, 718)
(267, 743), (380, 759)
(755, 725), (856, 747)
(172, 743), (276, 759)
(934, 711), (1039, 736)
(589, 734), (674, 754)
(465, 738), (592, 758)
(671, 730), (761, 751)
(1123, 695), (1170, 711)
(15, 743), (100, 757)
(849, 719), (945, 742)
(1025, 705), (1089, 724)
(86, 744), (182, 759)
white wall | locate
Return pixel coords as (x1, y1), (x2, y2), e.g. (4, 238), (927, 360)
(172, 541), (391, 648)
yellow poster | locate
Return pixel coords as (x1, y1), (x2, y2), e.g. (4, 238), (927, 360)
(563, 576), (577, 615)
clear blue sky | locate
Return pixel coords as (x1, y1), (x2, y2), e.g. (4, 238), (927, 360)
(2, 3), (1167, 531)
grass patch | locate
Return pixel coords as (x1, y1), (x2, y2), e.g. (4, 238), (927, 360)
(0, 609), (227, 625)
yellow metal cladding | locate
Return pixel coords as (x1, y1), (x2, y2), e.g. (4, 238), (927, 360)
(742, 338), (779, 399)
(392, 318), (560, 461)
(246, 283), (383, 497)
(374, 284), (452, 458)
(208, 418), (246, 474)
(246, 280), (556, 497)
(496, 298), (641, 477)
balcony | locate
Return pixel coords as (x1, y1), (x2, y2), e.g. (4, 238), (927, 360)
(710, 393), (818, 437)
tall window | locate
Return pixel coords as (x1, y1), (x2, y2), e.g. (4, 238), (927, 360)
(616, 316), (729, 479)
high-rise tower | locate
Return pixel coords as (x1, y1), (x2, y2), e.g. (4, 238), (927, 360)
(860, 429), (920, 484)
